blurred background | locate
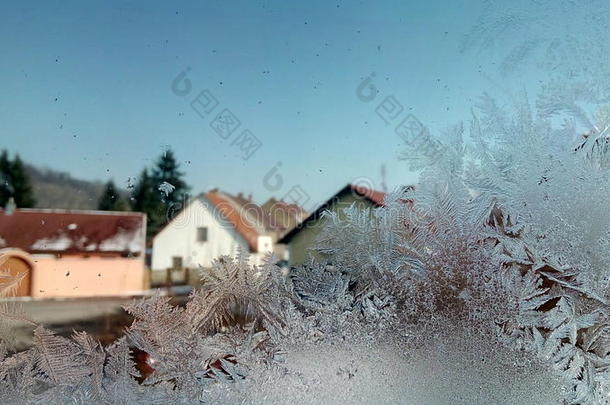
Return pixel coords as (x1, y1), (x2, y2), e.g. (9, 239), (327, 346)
(1, 0), (605, 353)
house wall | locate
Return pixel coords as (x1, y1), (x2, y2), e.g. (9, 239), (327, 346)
(288, 194), (376, 266)
(272, 242), (288, 261)
(248, 235), (274, 266)
(151, 197), (250, 271)
(256, 235), (273, 256)
(30, 255), (145, 298)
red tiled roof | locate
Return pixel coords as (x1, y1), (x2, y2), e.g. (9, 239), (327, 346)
(262, 198), (308, 229)
(229, 194), (309, 241)
(0, 209), (146, 255)
(349, 184), (386, 207)
(229, 193), (274, 234)
(205, 192), (260, 252)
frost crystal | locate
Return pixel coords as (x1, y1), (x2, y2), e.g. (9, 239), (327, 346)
(3, 2), (610, 403)
(4, 97), (610, 402)
(157, 181), (175, 197)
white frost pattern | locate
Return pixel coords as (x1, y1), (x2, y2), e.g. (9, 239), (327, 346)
(158, 181), (175, 197)
(3, 1), (610, 403)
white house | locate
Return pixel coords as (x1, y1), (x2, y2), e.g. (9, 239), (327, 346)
(151, 190), (274, 274)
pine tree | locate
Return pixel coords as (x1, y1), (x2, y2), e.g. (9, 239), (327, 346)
(148, 149), (190, 235)
(130, 168), (163, 238)
(151, 149), (189, 207)
(130, 169), (155, 212)
(10, 155), (36, 208)
(0, 151), (36, 208)
(0, 150), (12, 207)
(98, 180), (126, 211)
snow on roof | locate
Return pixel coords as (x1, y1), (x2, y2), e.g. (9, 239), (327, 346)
(0, 209), (145, 255)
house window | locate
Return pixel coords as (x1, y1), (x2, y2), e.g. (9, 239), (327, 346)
(197, 227), (208, 242)
(172, 256), (183, 269)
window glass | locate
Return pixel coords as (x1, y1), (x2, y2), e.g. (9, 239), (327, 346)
(197, 227), (208, 242)
(1, 2), (609, 403)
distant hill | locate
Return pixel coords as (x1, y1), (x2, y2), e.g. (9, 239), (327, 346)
(24, 164), (127, 210)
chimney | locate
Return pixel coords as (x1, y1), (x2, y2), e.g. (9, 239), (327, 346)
(248, 193), (252, 201)
(4, 197), (16, 215)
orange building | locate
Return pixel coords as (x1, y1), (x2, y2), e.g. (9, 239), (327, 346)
(0, 209), (146, 298)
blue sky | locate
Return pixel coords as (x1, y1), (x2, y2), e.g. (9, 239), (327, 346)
(0, 1), (549, 209)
